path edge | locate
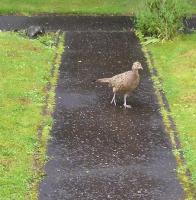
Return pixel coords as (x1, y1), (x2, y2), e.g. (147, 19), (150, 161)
(26, 31), (65, 200)
(137, 36), (196, 199)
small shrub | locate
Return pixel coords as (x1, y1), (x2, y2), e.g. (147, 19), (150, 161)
(38, 33), (56, 47)
(136, 0), (190, 40)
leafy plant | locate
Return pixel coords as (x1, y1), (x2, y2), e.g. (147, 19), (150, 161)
(136, 0), (190, 40)
(38, 33), (56, 47)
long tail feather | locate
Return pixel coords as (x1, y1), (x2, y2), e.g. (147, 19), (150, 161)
(96, 77), (111, 83)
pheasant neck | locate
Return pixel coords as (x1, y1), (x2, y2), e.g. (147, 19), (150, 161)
(132, 69), (139, 75)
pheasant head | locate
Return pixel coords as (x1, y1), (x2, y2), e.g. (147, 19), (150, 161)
(132, 61), (143, 71)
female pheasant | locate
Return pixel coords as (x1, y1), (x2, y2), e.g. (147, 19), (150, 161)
(96, 61), (143, 108)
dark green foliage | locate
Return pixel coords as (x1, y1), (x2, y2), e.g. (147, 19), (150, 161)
(136, 0), (190, 40)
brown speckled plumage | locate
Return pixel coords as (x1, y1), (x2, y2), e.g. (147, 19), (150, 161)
(96, 61), (143, 108)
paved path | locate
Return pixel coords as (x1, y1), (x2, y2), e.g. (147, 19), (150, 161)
(0, 16), (186, 200)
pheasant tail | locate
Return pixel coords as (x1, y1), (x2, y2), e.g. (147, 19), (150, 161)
(96, 77), (111, 83)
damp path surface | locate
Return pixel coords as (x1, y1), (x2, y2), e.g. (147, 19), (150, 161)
(0, 16), (132, 31)
(0, 15), (195, 31)
(33, 18), (185, 200)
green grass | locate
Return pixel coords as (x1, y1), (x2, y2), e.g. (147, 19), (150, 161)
(187, 0), (196, 13)
(0, 32), (64, 199)
(0, 0), (141, 15)
(149, 34), (196, 186)
(0, 0), (195, 15)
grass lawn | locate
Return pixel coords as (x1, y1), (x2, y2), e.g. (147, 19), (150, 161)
(0, 0), (195, 15)
(148, 34), (196, 187)
(0, 32), (64, 199)
(0, 0), (141, 15)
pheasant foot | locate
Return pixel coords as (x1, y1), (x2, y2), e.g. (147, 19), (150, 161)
(123, 104), (132, 109)
(123, 94), (131, 109)
(111, 93), (116, 106)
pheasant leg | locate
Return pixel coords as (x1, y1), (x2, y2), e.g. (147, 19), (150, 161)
(111, 93), (116, 106)
(123, 94), (132, 108)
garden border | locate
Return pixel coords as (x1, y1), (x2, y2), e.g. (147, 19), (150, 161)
(142, 47), (196, 199)
(27, 31), (65, 199)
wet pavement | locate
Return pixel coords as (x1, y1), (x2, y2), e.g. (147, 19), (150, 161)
(0, 16), (132, 31)
(0, 16), (187, 199)
(0, 15), (195, 32)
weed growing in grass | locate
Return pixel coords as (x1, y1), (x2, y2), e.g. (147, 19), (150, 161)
(16, 30), (57, 48)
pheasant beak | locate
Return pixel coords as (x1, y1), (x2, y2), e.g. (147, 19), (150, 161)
(139, 66), (143, 70)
